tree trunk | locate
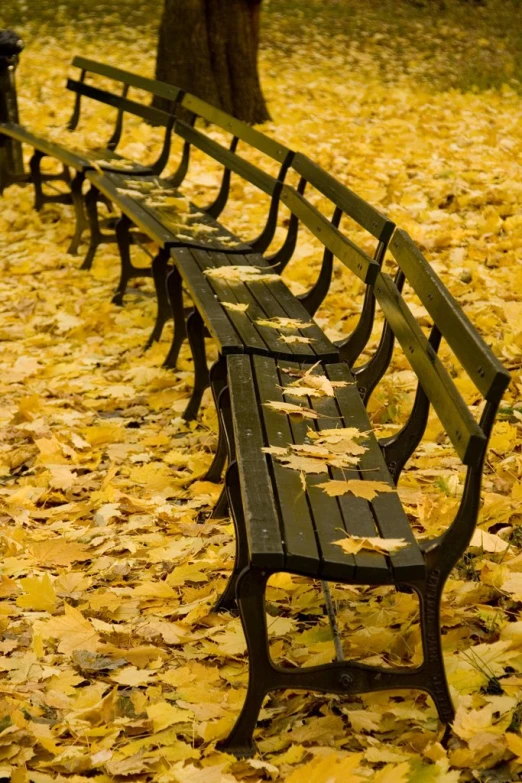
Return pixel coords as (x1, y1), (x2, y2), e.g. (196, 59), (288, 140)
(155, 0), (270, 125)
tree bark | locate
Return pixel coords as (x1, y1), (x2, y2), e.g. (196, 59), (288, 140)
(155, 0), (270, 124)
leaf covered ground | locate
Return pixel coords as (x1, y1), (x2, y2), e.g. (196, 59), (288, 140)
(1, 1), (522, 781)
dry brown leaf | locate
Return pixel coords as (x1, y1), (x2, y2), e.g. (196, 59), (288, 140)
(256, 316), (313, 329)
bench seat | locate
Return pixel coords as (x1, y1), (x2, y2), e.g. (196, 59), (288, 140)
(173, 248), (339, 362)
(224, 353), (425, 585)
(0, 121), (152, 174)
(86, 169), (251, 251)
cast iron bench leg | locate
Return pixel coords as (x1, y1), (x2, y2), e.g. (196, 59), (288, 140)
(182, 309), (209, 421)
(112, 214), (133, 305)
(217, 566), (271, 757)
(419, 571), (455, 725)
(162, 267), (188, 366)
(205, 357), (228, 482)
(81, 185), (102, 270)
(67, 170), (88, 255)
(147, 249), (172, 347)
(213, 461), (248, 611)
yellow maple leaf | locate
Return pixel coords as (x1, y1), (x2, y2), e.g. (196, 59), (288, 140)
(285, 752), (365, 783)
(146, 701), (190, 732)
(263, 400), (318, 419)
(28, 539), (90, 566)
(317, 479), (395, 501)
(333, 535), (408, 555)
(17, 573), (57, 613)
(110, 666), (156, 687)
(222, 301), (249, 312)
(43, 603), (100, 654)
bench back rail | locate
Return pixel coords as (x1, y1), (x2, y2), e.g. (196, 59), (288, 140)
(171, 117), (295, 254)
(351, 231), (510, 568)
(279, 154), (395, 365)
(66, 57), (184, 175)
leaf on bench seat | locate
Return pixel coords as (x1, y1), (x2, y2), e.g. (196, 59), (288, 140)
(308, 427), (369, 456)
(263, 400), (318, 419)
(280, 335), (314, 345)
(204, 265), (278, 284)
(318, 479), (395, 501)
(334, 535), (408, 556)
(262, 442), (360, 472)
(222, 302), (249, 313)
(256, 316), (313, 330)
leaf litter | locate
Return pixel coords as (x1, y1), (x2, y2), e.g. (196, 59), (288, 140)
(1, 2), (522, 780)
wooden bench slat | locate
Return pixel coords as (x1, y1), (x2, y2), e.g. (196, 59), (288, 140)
(275, 362), (359, 581)
(326, 364), (426, 582)
(280, 185), (380, 285)
(66, 79), (173, 128)
(253, 355), (322, 574)
(374, 272), (487, 467)
(227, 355), (285, 569)
(300, 364), (391, 583)
(71, 56), (184, 102)
(190, 250), (277, 354)
(291, 153), (395, 241)
(172, 248), (244, 353)
(182, 93), (291, 163)
(390, 229), (511, 404)
(175, 120), (278, 197)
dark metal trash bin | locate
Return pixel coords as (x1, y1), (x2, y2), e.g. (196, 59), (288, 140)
(0, 29), (26, 192)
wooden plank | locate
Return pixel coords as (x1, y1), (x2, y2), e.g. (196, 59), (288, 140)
(292, 153), (395, 241)
(275, 360), (358, 582)
(175, 120), (278, 196)
(253, 356), (321, 575)
(228, 355), (285, 569)
(258, 275), (339, 361)
(0, 123), (92, 169)
(171, 249), (244, 353)
(295, 363), (391, 584)
(374, 272), (487, 467)
(390, 229), (510, 403)
(182, 93), (291, 163)
(86, 171), (174, 246)
(280, 185), (380, 285)
(190, 250), (271, 354)
(71, 56), (184, 103)
(326, 364), (426, 583)
(66, 79), (173, 127)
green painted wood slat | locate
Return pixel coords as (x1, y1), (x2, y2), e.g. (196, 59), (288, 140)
(280, 185), (380, 285)
(390, 229), (511, 404)
(373, 272), (487, 467)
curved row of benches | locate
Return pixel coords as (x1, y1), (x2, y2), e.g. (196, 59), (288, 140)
(0, 56), (511, 757)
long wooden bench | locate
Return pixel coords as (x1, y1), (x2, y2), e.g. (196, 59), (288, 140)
(84, 91), (295, 323)
(167, 152), (396, 424)
(0, 57), (183, 255)
(209, 218), (510, 757)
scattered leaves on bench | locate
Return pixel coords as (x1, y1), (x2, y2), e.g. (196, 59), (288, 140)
(204, 265), (278, 284)
(318, 479), (396, 501)
(263, 443), (360, 473)
(334, 535), (408, 555)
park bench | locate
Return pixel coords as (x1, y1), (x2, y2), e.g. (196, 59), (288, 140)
(196, 196), (510, 756)
(0, 56), (183, 254)
(84, 91), (295, 323)
(166, 153), (395, 440)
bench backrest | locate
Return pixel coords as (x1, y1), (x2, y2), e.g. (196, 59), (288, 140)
(171, 98), (294, 252)
(66, 56), (184, 173)
(278, 171), (395, 365)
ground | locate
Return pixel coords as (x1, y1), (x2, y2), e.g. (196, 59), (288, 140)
(0, 1), (522, 781)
